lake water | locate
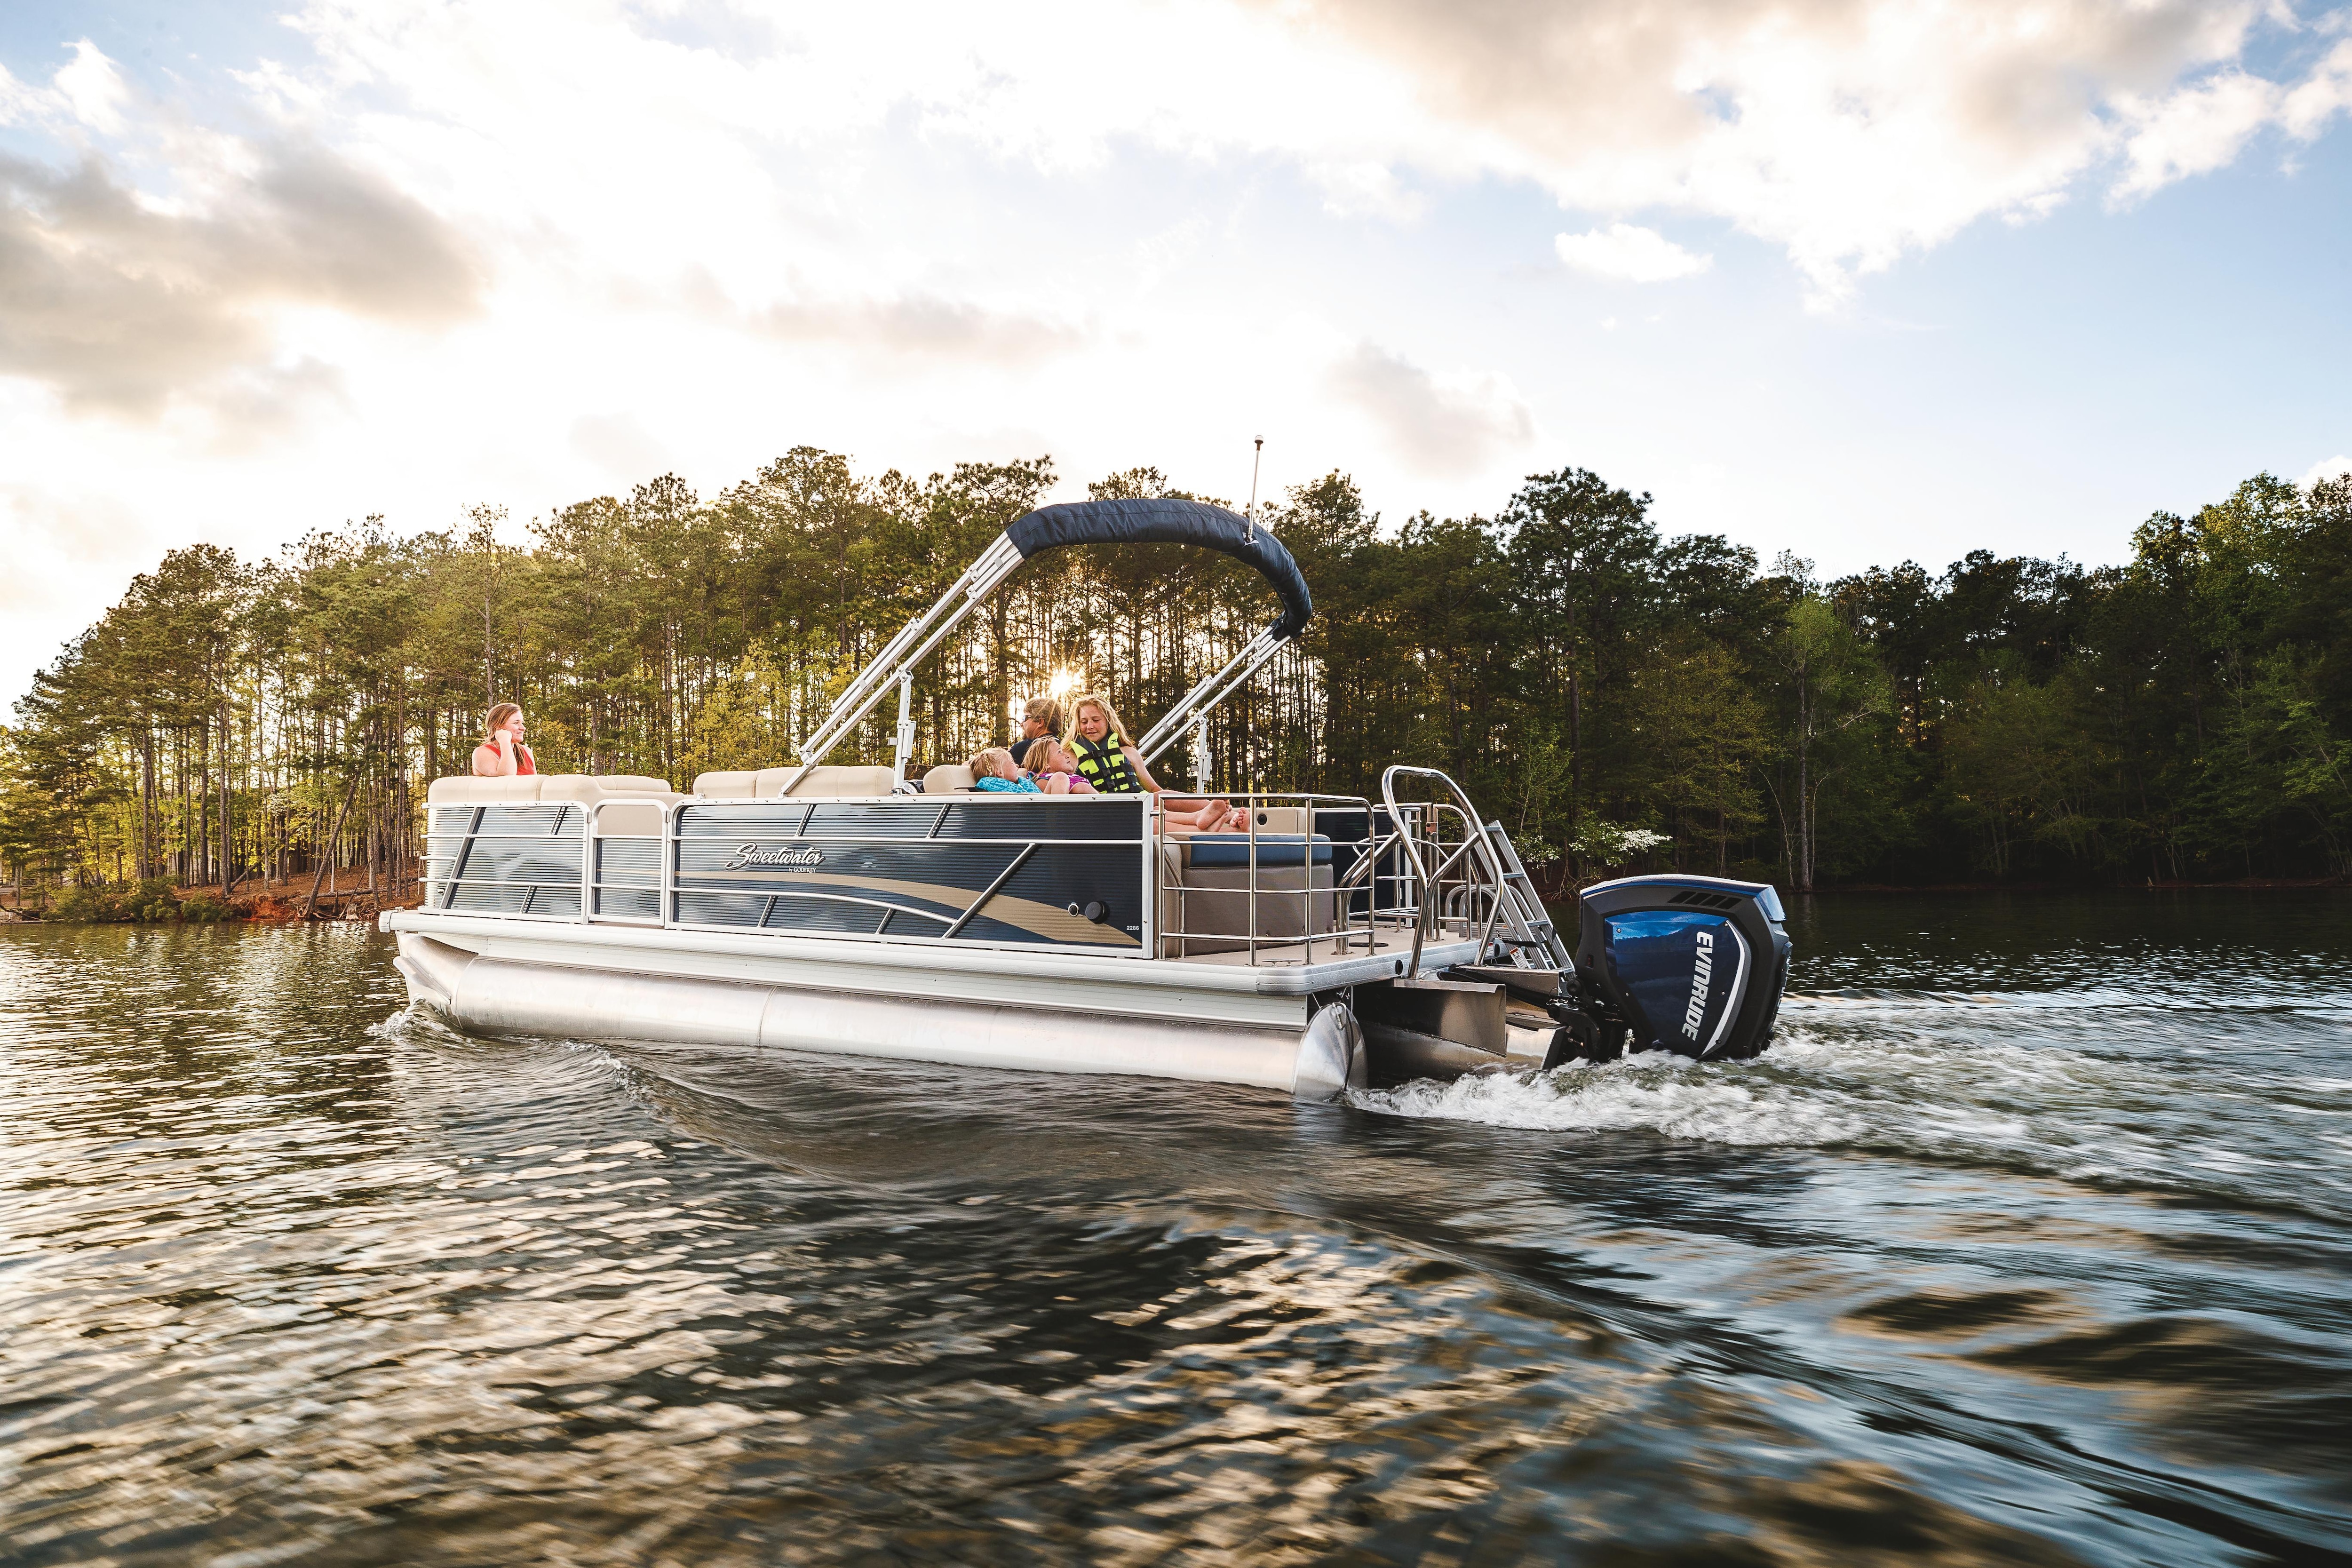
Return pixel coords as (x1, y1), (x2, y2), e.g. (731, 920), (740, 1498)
(3, 895), (2349, 1565)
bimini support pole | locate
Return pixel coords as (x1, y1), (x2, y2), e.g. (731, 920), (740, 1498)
(889, 673), (916, 789)
(1192, 716), (1210, 792)
(791, 533), (1024, 777)
(1135, 625), (1287, 765)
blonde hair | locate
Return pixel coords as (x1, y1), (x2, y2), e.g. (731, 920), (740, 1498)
(483, 703), (522, 743)
(1025, 736), (1071, 774)
(966, 746), (1017, 781)
(1023, 695), (1066, 736)
(1065, 693), (1131, 749)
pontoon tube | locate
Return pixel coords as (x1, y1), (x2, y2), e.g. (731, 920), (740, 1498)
(395, 932), (1367, 1100)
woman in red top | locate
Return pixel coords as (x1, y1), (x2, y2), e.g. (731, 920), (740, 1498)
(471, 703), (536, 777)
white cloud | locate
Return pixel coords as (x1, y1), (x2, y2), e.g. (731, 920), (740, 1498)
(2302, 454), (2352, 489)
(1555, 223), (1712, 282)
(570, 412), (674, 484)
(2111, 70), (2284, 200)
(1328, 343), (1535, 475)
(0, 0), (2348, 700)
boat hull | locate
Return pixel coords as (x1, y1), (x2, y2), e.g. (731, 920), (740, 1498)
(392, 928), (1370, 1100)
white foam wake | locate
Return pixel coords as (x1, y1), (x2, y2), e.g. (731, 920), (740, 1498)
(1350, 1047), (1867, 1146)
(1347, 1010), (2352, 1220)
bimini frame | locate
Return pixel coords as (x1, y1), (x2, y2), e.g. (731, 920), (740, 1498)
(785, 498), (1316, 790)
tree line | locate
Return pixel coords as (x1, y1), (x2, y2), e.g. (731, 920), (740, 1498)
(5, 446), (2349, 915)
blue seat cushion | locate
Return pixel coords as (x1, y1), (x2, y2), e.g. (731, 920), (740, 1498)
(1185, 833), (1333, 868)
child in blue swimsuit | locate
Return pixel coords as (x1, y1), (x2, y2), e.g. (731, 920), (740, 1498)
(967, 748), (1042, 792)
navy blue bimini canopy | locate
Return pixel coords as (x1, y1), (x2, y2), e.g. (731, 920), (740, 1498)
(1005, 498), (1313, 640)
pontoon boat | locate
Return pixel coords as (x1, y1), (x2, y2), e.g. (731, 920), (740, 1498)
(382, 499), (1790, 1098)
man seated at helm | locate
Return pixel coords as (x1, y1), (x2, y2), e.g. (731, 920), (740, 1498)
(1008, 695), (1065, 769)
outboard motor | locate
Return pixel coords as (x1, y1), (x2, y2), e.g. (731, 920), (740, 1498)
(1567, 875), (1790, 1061)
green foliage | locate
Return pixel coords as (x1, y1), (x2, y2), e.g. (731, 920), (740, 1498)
(3, 452), (2347, 899)
(51, 878), (190, 923)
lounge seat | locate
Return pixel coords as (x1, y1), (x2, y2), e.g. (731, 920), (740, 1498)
(1155, 839), (1340, 956)
(692, 764), (903, 799)
(921, 764), (977, 794)
(426, 773), (679, 806)
(1182, 833), (1333, 868)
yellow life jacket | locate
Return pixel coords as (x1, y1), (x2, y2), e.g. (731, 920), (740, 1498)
(1071, 735), (1143, 793)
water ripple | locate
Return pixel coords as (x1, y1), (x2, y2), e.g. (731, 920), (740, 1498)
(3, 899), (2350, 1564)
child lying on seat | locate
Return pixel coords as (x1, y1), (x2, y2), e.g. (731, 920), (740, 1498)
(967, 748), (1042, 792)
(1022, 738), (1096, 795)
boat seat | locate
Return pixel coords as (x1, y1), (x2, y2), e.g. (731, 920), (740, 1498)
(590, 799), (668, 836)
(1181, 833), (1333, 868)
(1228, 806), (1318, 835)
(922, 764), (977, 794)
(1156, 838), (1340, 956)
(692, 764), (903, 799)
(427, 773), (679, 806)
(426, 776), (545, 804)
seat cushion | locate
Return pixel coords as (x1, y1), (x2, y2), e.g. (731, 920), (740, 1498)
(426, 776), (543, 804)
(783, 764), (901, 797)
(922, 764), (977, 794)
(1183, 833), (1334, 868)
(596, 773), (676, 795)
(592, 800), (667, 836)
(693, 764), (901, 798)
(1163, 863), (1340, 954)
(691, 769), (760, 798)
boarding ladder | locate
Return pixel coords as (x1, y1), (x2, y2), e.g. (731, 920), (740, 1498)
(1380, 766), (1573, 975)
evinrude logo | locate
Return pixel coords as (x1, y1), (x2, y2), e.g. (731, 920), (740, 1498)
(725, 843), (824, 870)
(1681, 929), (1714, 1042)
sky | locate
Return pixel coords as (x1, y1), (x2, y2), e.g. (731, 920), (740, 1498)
(3, 0), (2350, 708)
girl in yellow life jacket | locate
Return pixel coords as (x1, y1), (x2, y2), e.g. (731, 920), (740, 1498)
(1065, 694), (1237, 831)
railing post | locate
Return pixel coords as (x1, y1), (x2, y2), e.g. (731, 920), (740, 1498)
(890, 673), (916, 786)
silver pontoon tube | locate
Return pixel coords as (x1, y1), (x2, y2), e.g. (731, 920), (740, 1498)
(394, 931), (1367, 1100)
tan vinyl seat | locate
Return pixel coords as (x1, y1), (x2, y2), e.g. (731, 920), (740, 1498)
(1155, 836), (1339, 956)
(691, 764), (903, 799)
(426, 774), (680, 807)
(590, 799), (670, 836)
(921, 764), (977, 794)
(426, 775), (547, 804)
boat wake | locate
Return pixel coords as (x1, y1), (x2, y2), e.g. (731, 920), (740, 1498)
(1351, 999), (2352, 1219)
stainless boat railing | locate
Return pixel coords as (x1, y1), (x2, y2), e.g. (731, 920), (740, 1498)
(1150, 792), (1408, 964)
(421, 767), (1560, 974)
(1380, 766), (1570, 975)
(1147, 772), (1556, 970)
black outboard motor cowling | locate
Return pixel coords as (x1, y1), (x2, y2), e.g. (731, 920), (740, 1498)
(1570, 875), (1790, 1060)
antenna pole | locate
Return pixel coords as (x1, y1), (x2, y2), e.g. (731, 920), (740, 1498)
(1245, 436), (1263, 541)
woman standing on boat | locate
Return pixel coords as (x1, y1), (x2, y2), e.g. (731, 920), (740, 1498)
(471, 704), (536, 778)
(1065, 694), (1234, 830)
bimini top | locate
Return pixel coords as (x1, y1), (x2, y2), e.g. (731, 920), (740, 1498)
(1008, 499), (1313, 640)
(790, 494), (1316, 777)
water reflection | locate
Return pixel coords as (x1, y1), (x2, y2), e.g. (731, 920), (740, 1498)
(2, 899), (2350, 1564)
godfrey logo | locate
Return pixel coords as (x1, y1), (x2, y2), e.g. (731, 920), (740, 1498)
(1681, 928), (1715, 1042)
(724, 843), (824, 870)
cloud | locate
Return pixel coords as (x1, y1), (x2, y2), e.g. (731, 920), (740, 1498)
(743, 290), (1088, 366)
(0, 45), (478, 415)
(0, 482), (150, 611)
(1556, 223), (1711, 282)
(2302, 454), (2352, 490)
(570, 412), (674, 483)
(1253, 0), (2348, 299)
(1328, 342), (1534, 475)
